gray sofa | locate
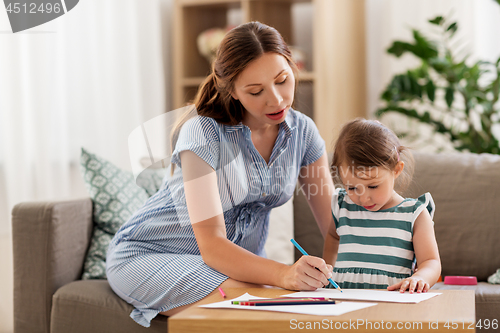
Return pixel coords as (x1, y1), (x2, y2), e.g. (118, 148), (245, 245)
(12, 152), (500, 333)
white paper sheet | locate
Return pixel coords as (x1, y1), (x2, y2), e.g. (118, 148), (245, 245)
(282, 288), (441, 303)
(199, 293), (377, 316)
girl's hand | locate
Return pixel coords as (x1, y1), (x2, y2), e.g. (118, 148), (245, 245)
(387, 276), (430, 294)
(281, 256), (333, 291)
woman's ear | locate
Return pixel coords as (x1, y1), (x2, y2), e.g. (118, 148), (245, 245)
(394, 161), (405, 179)
(231, 91), (239, 100)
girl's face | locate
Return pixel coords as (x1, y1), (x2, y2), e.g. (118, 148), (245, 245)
(339, 162), (404, 211)
(231, 52), (295, 130)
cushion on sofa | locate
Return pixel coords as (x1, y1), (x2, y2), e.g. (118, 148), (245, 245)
(51, 280), (169, 332)
(79, 148), (165, 279)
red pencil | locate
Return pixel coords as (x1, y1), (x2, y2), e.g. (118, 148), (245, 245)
(218, 287), (226, 298)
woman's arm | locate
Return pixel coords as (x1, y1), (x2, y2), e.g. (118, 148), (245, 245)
(181, 150), (333, 290)
(297, 151), (335, 238)
(387, 208), (441, 293)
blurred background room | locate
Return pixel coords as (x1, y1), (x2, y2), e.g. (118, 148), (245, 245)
(1, 1), (499, 332)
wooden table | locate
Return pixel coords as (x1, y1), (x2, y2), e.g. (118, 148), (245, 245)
(169, 288), (475, 332)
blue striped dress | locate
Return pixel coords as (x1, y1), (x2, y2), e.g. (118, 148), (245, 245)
(328, 188), (435, 289)
(106, 108), (325, 327)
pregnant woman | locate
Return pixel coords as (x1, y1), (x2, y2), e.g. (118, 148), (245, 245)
(106, 21), (335, 327)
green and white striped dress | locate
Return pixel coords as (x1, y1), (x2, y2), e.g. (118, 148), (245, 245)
(329, 188), (435, 289)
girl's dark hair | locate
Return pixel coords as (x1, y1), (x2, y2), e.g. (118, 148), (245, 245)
(170, 21), (298, 173)
(331, 118), (414, 194)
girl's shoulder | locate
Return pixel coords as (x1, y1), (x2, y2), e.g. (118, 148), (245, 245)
(331, 188), (348, 217)
(334, 187), (347, 200)
(409, 192), (435, 219)
(394, 192), (435, 220)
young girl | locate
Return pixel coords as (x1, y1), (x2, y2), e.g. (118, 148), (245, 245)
(323, 118), (441, 293)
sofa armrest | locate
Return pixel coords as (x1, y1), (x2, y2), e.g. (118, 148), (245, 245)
(12, 198), (93, 333)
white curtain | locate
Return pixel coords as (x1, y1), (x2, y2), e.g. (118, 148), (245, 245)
(0, 0), (171, 237)
(366, 0), (500, 131)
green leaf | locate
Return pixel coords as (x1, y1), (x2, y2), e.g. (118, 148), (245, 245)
(445, 86), (455, 108)
(429, 57), (450, 73)
(387, 32), (438, 60)
(408, 73), (423, 98)
(412, 30), (439, 59)
(414, 64), (429, 78)
(429, 16), (444, 25)
(387, 41), (414, 57)
(446, 22), (458, 36)
(425, 80), (436, 102)
(421, 111), (431, 122)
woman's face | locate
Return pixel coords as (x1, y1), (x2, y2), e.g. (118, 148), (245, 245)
(231, 52), (295, 130)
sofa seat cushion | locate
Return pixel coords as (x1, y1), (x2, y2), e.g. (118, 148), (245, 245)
(432, 282), (500, 328)
(51, 280), (169, 333)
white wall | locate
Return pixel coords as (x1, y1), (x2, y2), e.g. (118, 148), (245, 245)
(0, 1), (173, 332)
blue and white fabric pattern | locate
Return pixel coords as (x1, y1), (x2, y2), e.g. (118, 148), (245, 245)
(329, 188), (435, 289)
(106, 108), (325, 327)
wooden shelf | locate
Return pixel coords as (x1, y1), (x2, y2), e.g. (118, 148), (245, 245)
(181, 77), (207, 87)
(297, 71), (315, 82)
(179, 0), (240, 7)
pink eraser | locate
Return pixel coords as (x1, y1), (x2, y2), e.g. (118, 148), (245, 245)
(444, 276), (477, 285)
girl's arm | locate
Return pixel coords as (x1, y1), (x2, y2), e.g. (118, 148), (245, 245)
(323, 220), (340, 266)
(387, 208), (441, 293)
(180, 150), (333, 291)
(297, 151), (335, 238)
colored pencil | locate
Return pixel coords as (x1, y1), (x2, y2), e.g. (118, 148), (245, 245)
(247, 297), (331, 301)
(290, 238), (343, 292)
(218, 287), (226, 298)
(231, 297), (332, 305)
(238, 300), (336, 306)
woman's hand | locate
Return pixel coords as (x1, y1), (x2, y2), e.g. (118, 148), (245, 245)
(281, 256), (333, 291)
(387, 276), (430, 293)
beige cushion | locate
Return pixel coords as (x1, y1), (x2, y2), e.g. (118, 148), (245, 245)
(51, 280), (169, 333)
(405, 153), (500, 281)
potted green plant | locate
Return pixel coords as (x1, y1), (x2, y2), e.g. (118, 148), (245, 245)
(376, 7), (500, 154)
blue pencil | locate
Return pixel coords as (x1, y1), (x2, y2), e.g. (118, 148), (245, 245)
(290, 238), (343, 292)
